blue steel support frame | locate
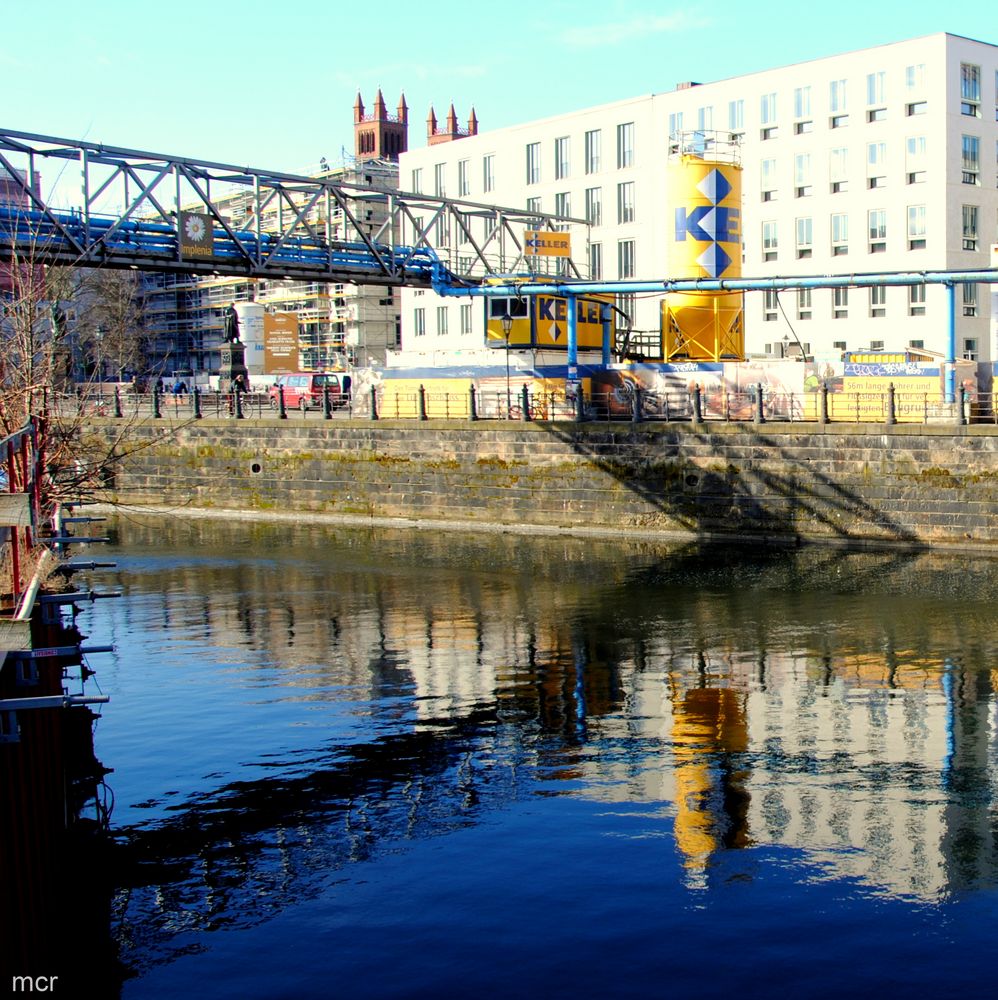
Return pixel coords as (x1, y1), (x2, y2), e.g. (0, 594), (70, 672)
(566, 293), (578, 375)
(946, 282), (956, 402)
(601, 303), (612, 367)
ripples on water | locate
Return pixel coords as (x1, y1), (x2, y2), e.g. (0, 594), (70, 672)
(72, 517), (998, 998)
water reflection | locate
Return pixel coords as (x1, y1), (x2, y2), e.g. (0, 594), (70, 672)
(83, 518), (998, 986)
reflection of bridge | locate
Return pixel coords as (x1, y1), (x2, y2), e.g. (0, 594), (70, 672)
(0, 128), (586, 287)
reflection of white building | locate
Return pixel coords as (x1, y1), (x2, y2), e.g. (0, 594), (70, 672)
(399, 33), (998, 366)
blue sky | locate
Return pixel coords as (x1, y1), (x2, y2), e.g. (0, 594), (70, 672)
(4, 0), (996, 179)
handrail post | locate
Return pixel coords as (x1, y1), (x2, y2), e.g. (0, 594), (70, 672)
(886, 382), (896, 426)
(957, 384), (967, 426)
(819, 382), (829, 425)
(113, 386), (122, 418)
(753, 382), (765, 424)
(278, 385), (287, 419)
(469, 385), (478, 421)
(692, 385), (703, 425)
(631, 387), (643, 423)
(521, 383), (531, 421)
(418, 384), (427, 421)
(323, 385), (332, 420)
(192, 385), (202, 419)
(370, 385), (379, 420)
(152, 384), (161, 418)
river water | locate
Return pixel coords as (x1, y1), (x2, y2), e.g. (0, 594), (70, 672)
(77, 515), (998, 998)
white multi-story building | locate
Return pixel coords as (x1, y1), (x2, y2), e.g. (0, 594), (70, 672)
(399, 32), (998, 365)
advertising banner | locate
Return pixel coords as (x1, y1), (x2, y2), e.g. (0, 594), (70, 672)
(263, 313), (300, 374)
(179, 211), (214, 260)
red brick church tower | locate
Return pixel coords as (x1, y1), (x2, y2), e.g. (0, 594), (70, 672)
(354, 90), (409, 161)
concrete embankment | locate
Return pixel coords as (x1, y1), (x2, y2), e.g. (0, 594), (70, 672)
(90, 417), (998, 550)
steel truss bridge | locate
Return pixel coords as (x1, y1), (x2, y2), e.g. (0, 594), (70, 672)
(0, 128), (587, 287)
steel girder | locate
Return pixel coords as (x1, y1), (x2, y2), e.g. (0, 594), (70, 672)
(0, 129), (586, 287)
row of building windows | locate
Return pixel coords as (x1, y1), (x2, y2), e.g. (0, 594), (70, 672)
(757, 134), (994, 199)
(526, 123), (635, 184)
(412, 303), (476, 337)
(762, 204), (985, 257)
(760, 285), (980, 326)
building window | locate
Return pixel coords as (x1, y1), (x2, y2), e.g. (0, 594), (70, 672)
(617, 181), (635, 224)
(906, 135), (926, 185)
(906, 101), (927, 116)
(867, 141), (886, 188)
(870, 340), (885, 351)
(833, 287), (849, 319)
(795, 216), (812, 258)
(829, 147), (848, 193)
(436, 306), (448, 336)
(585, 187), (602, 226)
(963, 284), (978, 317)
(906, 63), (926, 90)
(460, 304), (472, 335)
(482, 154), (495, 193)
(668, 112), (684, 143)
(588, 242), (602, 280)
(962, 205), (978, 250)
(831, 212), (848, 255)
(616, 293), (636, 326)
(868, 209), (886, 252)
(760, 92), (776, 126)
(762, 220), (778, 261)
(870, 286), (886, 318)
(525, 197), (542, 227)
(907, 204), (926, 249)
(794, 153), (811, 197)
(617, 122), (634, 168)
(867, 71), (886, 107)
(761, 158), (777, 201)
(414, 307), (425, 336)
(833, 341), (847, 352)
(794, 86), (811, 119)
(909, 339), (924, 349)
(555, 136), (570, 180)
(830, 79), (847, 114)
(728, 99), (744, 132)
(554, 192), (571, 225)
(831, 114), (849, 129)
(868, 108), (886, 123)
(963, 336), (978, 359)
(962, 135), (980, 184)
(697, 106), (713, 131)
(961, 63), (981, 116)
(617, 239), (635, 278)
(526, 142), (541, 184)
(909, 285), (925, 316)
(797, 287), (812, 320)
(434, 163), (446, 197)
(585, 129), (601, 174)
(411, 168), (422, 193)
(763, 289), (778, 321)
(458, 159), (470, 197)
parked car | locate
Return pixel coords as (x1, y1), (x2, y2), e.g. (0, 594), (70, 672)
(268, 372), (351, 412)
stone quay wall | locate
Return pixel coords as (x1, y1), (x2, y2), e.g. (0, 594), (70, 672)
(92, 417), (998, 549)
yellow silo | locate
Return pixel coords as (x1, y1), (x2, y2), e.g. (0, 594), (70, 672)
(663, 133), (744, 361)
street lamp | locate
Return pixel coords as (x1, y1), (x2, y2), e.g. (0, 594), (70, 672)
(501, 311), (513, 418)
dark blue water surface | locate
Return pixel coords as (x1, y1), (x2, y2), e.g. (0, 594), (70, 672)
(78, 516), (998, 999)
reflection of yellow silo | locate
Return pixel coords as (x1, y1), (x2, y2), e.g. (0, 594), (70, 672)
(663, 133), (744, 361)
(671, 683), (751, 877)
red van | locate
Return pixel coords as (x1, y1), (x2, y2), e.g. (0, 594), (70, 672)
(268, 373), (351, 412)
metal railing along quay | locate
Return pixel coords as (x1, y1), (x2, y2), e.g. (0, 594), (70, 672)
(54, 383), (992, 427)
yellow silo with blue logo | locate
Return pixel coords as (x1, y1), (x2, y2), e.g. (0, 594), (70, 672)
(662, 133), (744, 361)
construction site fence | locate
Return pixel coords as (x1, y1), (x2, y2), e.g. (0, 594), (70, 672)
(50, 385), (993, 427)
